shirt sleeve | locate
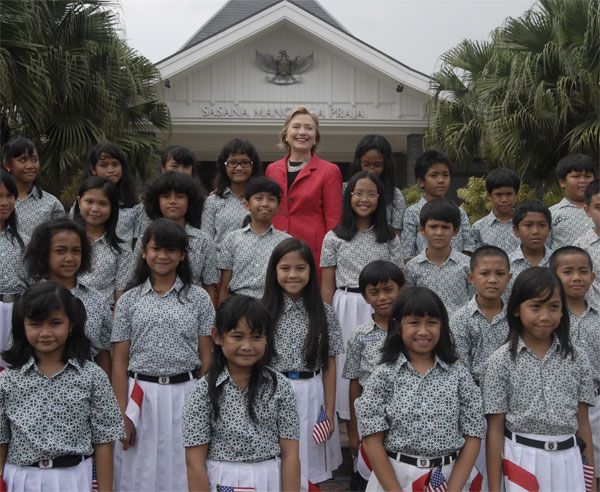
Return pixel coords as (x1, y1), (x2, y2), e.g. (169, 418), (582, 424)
(131, 203), (145, 240)
(98, 301), (113, 351)
(50, 195), (65, 218)
(111, 292), (133, 343)
(450, 311), (471, 371)
(196, 289), (216, 337)
(355, 364), (393, 438)
(217, 232), (235, 270)
(276, 377), (300, 440)
(319, 232), (339, 268)
(482, 350), (509, 415)
(200, 195), (217, 240)
(390, 188), (406, 230)
(460, 208), (476, 253)
(182, 379), (212, 447)
(457, 365), (486, 438)
(401, 206), (419, 259)
(0, 373), (10, 444)
(471, 220), (483, 250)
(403, 260), (417, 287)
(325, 304), (344, 356)
(116, 246), (133, 291)
(388, 234), (405, 267)
(200, 234), (219, 285)
(343, 330), (362, 380)
(90, 366), (125, 443)
(575, 347), (596, 406)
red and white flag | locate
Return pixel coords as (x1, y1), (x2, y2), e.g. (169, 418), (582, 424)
(125, 380), (144, 427)
(583, 456), (594, 492)
(312, 407), (331, 445)
(502, 459), (539, 492)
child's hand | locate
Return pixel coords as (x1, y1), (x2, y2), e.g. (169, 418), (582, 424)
(326, 410), (335, 439)
(122, 415), (136, 450)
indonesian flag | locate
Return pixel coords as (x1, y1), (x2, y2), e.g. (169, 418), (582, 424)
(502, 459), (539, 492)
(125, 380), (144, 427)
(469, 472), (483, 492)
(412, 471), (431, 492)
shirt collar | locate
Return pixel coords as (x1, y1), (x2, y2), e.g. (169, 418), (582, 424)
(510, 246), (551, 264)
(357, 319), (383, 334)
(241, 223), (274, 236)
(415, 248), (460, 265)
(417, 196), (427, 207)
(215, 366), (232, 387)
(20, 357), (83, 374)
(397, 352), (449, 371)
(140, 276), (184, 296)
(556, 197), (577, 209)
(184, 224), (202, 238)
(283, 295), (304, 313)
(467, 295), (507, 318)
(25, 185), (41, 200)
(517, 335), (561, 355)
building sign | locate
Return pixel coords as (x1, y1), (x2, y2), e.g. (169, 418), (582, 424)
(200, 105), (366, 119)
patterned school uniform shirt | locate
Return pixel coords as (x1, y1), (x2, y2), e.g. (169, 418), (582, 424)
(218, 224), (290, 298)
(111, 277), (215, 376)
(574, 229), (600, 305)
(320, 228), (404, 288)
(450, 297), (509, 385)
(0, 229), (28, 294)
(15, 186), (64, 238)
(270, 296), (344, 372)
(182, 367), (300, 462)
(116, 203), (144, 244)
(77, 234), (133, 304)
(0, 358), (124, 466)
(505, 246), (553, 297)
(483, 337), (595, 435)
(201, 189), (249, 252)
(472, 211), (520, 253)
(569, 303), (600, 390)
(70, 281), (113, 357)
(343, 320), (387, 387)
(355, 354), (485, 457)
(401, 197), (476, 259)
(403, 249), (472, 315)
(549, 198), (593, 250)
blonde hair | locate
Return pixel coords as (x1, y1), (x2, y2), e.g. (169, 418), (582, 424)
(278, 106), (321, 155)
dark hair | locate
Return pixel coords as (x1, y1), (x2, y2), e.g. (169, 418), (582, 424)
(469, 245), (510, 271)
(87, 142), (137, 207)
(2, 137), (42, 199)
(549, 246), (594, 272)
(358, 260), (405, 294)
(144, 172), (205, 229)
(262, 238), (329, 370)
(507, 267), (572, 359)
(584, 179), (600, 205)
(161, 145), (195, 170)
(0, 170), (25, 248)
(555, 154), (597, 180)
(207, 295), (277, 423)
(25, 218), (91, 282)
(512, 200), (551, 228)
(485, 168), (521, 194)
(3, 282), (92, 367)
(214, 139), (263, 197)
(380, 287), (457, 364)
(126, 218), (193, 300)
(244, 176), (282, 202)
(73, 176), (123, 253)
(414, 150), (452, 181)
(334, 171), (394, 242)
(349, 135), (396, 206)
(419, 198), (461, 229)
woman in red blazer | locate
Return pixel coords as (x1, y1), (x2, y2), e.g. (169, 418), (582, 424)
(265, 107), (342, 271)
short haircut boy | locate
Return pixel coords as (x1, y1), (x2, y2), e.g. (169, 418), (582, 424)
(358, 260), (405, 295)
(470, 245), (510, 272)
(585, 179), (600, 206)
(244, 177), (282, 202)
(549, 245), (594, 272)
(161, 145), (194, 169)
(555, 153), (597, 181)
(485, 168), (521, 194)
(419, 199), (461, 230)
(512, 200), (551, 228)
(414, 150), (452, 181)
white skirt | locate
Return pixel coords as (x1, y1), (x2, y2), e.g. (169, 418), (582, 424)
(503, 432), (585, 492)
(589, 393), (600, 477)
(365, 456), (458, 492)
(0, 301), (14, 368)
(288, 373), (343, 485)
(332, 289), (372, 420)
(113, 377), (196, 491)
(207, 457), (280, 491)
(4, 458), (92, 492)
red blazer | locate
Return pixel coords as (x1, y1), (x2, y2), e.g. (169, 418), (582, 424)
(266, 154), (342, 267)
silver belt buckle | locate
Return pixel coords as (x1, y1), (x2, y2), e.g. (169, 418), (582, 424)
(417, 458), (430, 468)
(39, 458), (53, 469)
(544, 441), (558, 451)
(158, 376), (170, 384)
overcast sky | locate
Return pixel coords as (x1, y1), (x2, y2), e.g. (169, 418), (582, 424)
(117, 0), (535, 75)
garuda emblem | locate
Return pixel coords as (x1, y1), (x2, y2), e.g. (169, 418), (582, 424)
(255, 50), (313, 85)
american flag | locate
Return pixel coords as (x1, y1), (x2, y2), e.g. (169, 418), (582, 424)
(92, 461), (98, 491)
(216, 486), (256, 492)
(312, 406), (331, 444)
(427, 466), (448, 492)
(582, 456), (594, 492)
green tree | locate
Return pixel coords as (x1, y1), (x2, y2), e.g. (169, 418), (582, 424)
(0, 0), (170, 197)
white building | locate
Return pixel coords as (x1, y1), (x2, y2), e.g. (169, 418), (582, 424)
(156, 0), (432, 186)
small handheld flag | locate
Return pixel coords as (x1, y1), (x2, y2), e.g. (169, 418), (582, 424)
(312, 406), (331, 444)
(427, 466), (448, 492)
(583, 456), (594, 492)
(125, 380), (144, 427)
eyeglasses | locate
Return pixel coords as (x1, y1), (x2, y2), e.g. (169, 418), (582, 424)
(224, 160), (253, 169)
(351, 191), (379, 200)
(360, 160), (385, 171)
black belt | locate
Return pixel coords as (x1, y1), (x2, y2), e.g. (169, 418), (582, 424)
(0, 293), (21, 303)
(385, 450), (458, 468)
(128, 370), (197, 385)
(31, 454), (92, 469)
(504, 429), (576, 451)
(340, 287), (361, 293)
(282, 369), (321, 380)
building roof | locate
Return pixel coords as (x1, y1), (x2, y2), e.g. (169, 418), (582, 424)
(180, 0), (348, 53)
